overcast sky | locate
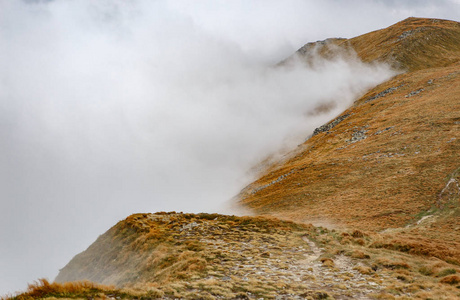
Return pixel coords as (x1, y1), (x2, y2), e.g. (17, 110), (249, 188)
(1, 0), (459, 295)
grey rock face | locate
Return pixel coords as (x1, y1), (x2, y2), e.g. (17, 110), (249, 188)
(349, 126), (369, 143)
(405, 88), (424, 98)
(365, 85), (402, 103)
(313, 114), (350, 136)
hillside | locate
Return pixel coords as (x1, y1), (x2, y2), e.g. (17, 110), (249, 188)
(239, 17), (460, 264)
(285, 17), (460, 71)
(6, 17), (460, 300)
(25, 213), (460, 299)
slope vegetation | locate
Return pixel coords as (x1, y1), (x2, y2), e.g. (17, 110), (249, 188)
(239, 17), (460, 263)
(347, 17), (460, 71)
(47, 212), (460, 299)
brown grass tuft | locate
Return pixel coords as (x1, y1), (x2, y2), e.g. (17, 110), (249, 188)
(7, 278), (115, 300)
(320, 257), (335, 267)
(439, 274), (460, 285)
(350, 250), (370, 259)
(354, 265), (373, 275)
(436, 268), (457, 277)
(351, 230), (366, 238)
(377, 258), (410, 270)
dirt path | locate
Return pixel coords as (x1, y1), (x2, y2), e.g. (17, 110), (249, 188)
(200, 234), (386, 299)
(297, 236), (385, 299)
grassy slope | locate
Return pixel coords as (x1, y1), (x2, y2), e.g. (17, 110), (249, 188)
(11, 212), (460, 299)
(239, 17), (460, 263)
(347, 17), (460, 71)
(52, 212), (323, 299)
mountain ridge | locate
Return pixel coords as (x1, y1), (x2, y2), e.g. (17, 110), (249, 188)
(285, 17), (460, 71)
(239, 18), (460, 235)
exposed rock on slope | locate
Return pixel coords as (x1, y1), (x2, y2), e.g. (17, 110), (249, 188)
(239, 17), (460, 263)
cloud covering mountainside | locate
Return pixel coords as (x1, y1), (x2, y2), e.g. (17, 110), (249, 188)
(1, 0), (460, 295)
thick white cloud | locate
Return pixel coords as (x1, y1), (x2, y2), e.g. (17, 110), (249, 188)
(0, 0), (459, 295)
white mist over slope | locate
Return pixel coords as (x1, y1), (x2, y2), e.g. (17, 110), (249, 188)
(1, 0), (459, 296)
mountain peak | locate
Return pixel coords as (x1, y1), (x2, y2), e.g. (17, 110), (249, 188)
(348, 17), (460, 71)
(289, 17), (460, 72)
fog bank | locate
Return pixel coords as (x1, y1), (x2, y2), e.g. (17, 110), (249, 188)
(1, 0), (459, 296)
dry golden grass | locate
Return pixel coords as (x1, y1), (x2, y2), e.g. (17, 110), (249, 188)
(4, 279), (116, 300)
(304, 227), (460, 299)
(440, 274), (460, 285)
(239, 17), (460, 265)
(54, 212), (320, 298)
(347, 17), (460, 72)
(283, 18), (460, 72)
(12, 213), (460, 299)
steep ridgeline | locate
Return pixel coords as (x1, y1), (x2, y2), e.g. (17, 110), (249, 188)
(239, 17), (460, 263)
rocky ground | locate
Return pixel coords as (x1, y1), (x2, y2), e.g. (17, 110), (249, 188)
(177, 220), (386, 299)
(32, 213), (458, 299)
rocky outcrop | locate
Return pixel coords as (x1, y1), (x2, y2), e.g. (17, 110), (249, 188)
(312, 113), (350, 136)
